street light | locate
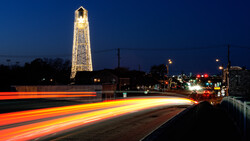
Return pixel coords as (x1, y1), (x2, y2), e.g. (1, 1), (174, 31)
(215, 59), (224, 70)
(168, 59), (172, 64)
(219, 66), (224, 70)
(164, 59), (173, 91)
(166, 59), (172, 75)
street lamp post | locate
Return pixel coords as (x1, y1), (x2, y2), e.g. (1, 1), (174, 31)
(165, 59), (172, 91)
(167, 59), (172, 75)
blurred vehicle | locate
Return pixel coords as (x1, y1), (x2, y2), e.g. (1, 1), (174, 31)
(202, 89), (214, 99)
(189, 85), (203, 95)
(190, 89), (203, 95)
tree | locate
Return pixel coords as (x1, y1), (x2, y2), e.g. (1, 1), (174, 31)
(150, 64), (167, 79)
(12, 58), (71, 85)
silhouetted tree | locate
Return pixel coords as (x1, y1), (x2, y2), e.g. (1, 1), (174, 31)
(150, 64), (167, 79)
(0, 58), (71, 89)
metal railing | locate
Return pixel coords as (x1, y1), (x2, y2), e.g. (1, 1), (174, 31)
(221, 96), (250, 141)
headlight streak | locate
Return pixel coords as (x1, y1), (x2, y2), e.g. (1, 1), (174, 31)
(0, 100), (137, 127)
(0, 97), (195, 140)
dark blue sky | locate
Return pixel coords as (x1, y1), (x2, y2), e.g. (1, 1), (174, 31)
(0, 0), (250, 74)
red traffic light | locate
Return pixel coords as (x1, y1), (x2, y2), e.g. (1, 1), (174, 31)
(196, 74), (201, 78)
(204, 74), (209, 78)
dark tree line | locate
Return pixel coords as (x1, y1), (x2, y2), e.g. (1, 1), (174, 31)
(0, 59), (181, 92)
(0, 58), (71, 91)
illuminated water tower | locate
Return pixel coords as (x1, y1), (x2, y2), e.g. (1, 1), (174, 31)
(71, 6), (93, 79)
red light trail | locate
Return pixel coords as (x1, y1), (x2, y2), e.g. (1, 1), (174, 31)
(0, 92), (97, 100)
(0, 97), (195, 140)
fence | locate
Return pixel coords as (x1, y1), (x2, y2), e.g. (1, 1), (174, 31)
(221, 96), (250, 141)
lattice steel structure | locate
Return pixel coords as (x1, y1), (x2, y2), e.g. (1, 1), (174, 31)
(71, 6), (93, 79)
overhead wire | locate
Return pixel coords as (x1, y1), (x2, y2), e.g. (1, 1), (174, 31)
(120, 45), (226, 51)
(0, 45), (249, 59)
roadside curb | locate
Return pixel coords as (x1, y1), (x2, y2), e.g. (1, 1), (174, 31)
(141, 103), (196, 141)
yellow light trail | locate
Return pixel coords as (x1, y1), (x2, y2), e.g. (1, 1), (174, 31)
(0, 97), (195, 140)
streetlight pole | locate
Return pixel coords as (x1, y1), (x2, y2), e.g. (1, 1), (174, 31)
(165, 59), (172, 90)
(168, 59), (172, 75)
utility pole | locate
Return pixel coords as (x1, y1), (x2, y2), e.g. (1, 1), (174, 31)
(117, 48), (120, 69)
(117, 48), (121, 91)
(226, 44), (231, 96)
(227, 44), (231, 68)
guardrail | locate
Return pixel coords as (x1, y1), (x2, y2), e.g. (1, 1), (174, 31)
(221, 96), (250, 141)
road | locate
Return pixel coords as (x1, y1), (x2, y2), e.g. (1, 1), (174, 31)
(0, 97), (195, 140)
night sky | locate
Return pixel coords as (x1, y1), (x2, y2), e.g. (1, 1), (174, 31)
(0, 0), (250, 75)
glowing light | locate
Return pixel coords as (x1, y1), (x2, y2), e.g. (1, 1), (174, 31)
(0, 92), (96, 100)
(78, 16), (84, 23)
(0, 97), (195, 140)
(168, 59), (172, 64)
(189, 85), (202, 91)
(214, 87), (221, 90)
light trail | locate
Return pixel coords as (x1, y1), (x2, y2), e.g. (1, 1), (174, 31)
(0, 91), (97, 100)
(0, 99), (135, 126)
(0, 97), (195, 140)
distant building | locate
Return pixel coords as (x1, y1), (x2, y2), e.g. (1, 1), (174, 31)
(75, 69), (159, 91)
(223, 66), (250, 97)
(75, 70), (117, 85)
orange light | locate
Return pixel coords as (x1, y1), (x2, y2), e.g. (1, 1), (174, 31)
(0, 92), (96, 100)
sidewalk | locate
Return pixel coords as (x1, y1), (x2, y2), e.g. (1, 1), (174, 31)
(143, 101), (242, 141)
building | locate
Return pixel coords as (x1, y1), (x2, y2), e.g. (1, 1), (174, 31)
(75, 70), (117, 85)
(223, 66), (250, 97)
(75, 69), (159, 91)
(71, 6), (93, 79)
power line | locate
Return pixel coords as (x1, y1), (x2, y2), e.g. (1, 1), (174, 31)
(0, 44), (249, 58)
(92, 49), (116, 53)
(231, 45), (250, 50)
(0, 54), (71, 58)
(120, 45), (225, 51)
